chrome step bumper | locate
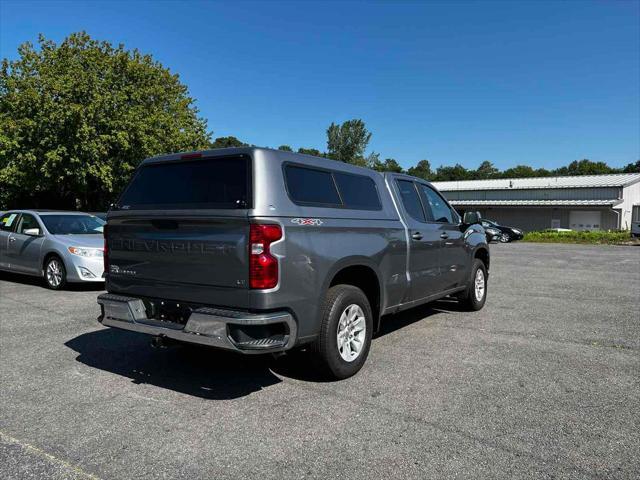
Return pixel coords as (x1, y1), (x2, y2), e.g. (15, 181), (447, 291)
(97, 293), (296, 353)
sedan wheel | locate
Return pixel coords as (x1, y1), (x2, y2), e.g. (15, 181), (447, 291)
(45, 257), (66, 290)
(500, 233), (511, 243)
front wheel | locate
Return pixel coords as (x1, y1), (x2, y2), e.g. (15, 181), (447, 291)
(312, 285), (373, 380)
(499, 233), (511, 243)
(459, 259), (488, 311)
(44, 256), (67, 290)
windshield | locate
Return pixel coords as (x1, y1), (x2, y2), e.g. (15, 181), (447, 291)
(41, 215), (105, 235)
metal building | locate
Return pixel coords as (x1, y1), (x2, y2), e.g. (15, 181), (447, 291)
(432, 173), (640, 232)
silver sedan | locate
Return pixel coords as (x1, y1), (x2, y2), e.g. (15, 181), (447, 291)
(0, 210), (105, 289)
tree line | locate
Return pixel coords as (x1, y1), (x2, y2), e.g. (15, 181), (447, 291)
(1, 32), (638, 210)
(212, 123), (640, 183)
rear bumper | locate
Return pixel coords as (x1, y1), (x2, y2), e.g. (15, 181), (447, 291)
(96, 293), (297, 353)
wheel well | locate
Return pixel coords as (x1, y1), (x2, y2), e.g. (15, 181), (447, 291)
(330, 265), (381, 331)
(475, 248), (490, 271)
(42, 252), (62, 273)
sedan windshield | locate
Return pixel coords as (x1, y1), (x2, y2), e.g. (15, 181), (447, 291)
(41, 215), (105, 235)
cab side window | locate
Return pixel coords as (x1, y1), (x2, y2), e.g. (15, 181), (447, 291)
(396, 180), (426, 222)
(15, 214), (39, 234)
(419, 185), (455, 223)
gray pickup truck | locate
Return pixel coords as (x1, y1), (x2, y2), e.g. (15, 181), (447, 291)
(98, 148), (489, 378)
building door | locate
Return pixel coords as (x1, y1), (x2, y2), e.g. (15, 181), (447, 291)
(569, 211), (602, 231)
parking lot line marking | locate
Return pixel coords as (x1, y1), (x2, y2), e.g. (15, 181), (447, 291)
(0, 430), (103, 480)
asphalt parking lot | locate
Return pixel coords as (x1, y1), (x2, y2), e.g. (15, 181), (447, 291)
(1, 243), (638, 479)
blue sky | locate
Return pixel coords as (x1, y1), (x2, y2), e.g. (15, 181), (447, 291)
(1, 0), (639, 170)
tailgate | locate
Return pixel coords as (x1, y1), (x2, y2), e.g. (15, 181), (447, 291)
(108, 214), (249, 289)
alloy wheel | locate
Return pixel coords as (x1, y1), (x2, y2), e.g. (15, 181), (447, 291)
(46, 259), (63, 288)
(336, 304), (366, 362)
(474, 268), (485, 302)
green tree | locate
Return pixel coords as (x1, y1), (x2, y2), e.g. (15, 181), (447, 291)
(326, 119), (372, 165)
(277, 145), (293, 152)
(433, 164), (472, 181)
(622, 160), (640, 173)
(0, 32), (211, 210)
(553, 159), (614, 176)
(211, 136), (247, 148)
(475, 161), (499, 179)
(371, 157), (403, 173)
(297, 147), (323, 157)
(500, 165), (538, 178)
(407, 159), (433, 180)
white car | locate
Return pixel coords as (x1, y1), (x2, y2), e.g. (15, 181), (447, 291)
(0, 210), (105, 289)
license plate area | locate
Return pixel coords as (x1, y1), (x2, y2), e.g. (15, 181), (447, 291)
(147, 300), (192, 325)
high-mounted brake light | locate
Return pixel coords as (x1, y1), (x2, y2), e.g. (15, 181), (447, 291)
(103, 224), (109, 274)
(181, 153), (202, 160)
(249, 224), (282, 289)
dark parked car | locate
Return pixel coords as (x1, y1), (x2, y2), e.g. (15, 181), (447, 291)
(98, 148), (490, 379)
(480, 219), (524, 243)
(483, 225), (502, 243)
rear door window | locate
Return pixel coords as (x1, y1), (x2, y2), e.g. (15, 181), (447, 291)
(0, 213), (18, 232)
(284, 165), (341, 206)
(118, 156), (250, 210)
(396, 180), (426, 222)
(334, 172), (381, 210)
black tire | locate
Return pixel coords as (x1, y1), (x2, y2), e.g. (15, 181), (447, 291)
(44, 255), (67, 290)
(499, 233), (511, 243)
(458, 259), (487, 311)
(312, 285), (373, 380)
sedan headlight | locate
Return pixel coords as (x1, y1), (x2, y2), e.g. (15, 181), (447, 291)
(511, 229), (522, 235)
(68, 246), (104, 257)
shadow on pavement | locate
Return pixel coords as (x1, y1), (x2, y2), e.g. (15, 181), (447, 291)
(65, 328), (283, 400)
(376, 297), (463, 338)
(65, 298), (462, 398)
(0, 270), (105, 291)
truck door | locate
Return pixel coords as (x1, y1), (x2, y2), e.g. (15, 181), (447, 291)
(393, 179), (442, 301)
(417, 184), (467, 290)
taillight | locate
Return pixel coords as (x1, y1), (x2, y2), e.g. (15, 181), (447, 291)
(103, 223), (109, 274)
(249, 223), (282, 289)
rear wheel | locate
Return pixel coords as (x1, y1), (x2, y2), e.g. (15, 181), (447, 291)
(459, 259), (487, 311)
(44, 256), (67, 290)
(312, 285), (373, 379)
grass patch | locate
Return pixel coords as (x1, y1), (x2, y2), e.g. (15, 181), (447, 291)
(522, 230), (635, 245)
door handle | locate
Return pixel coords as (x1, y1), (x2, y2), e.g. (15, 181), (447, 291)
(440, 233), (449, 239)
(412, 232), (423, 240)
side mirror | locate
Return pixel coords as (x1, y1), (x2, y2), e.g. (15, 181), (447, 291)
(23, 228), (41, 236)
(463, 211), (480, 225)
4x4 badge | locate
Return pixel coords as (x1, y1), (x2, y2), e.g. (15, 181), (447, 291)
(291, 218), (323, 226)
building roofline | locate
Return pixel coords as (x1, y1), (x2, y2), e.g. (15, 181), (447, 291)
(432, 173), (640, 191)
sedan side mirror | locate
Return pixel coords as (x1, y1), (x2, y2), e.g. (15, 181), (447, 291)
(463, 211), (481, 225)
(23, 228), (41, 236)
